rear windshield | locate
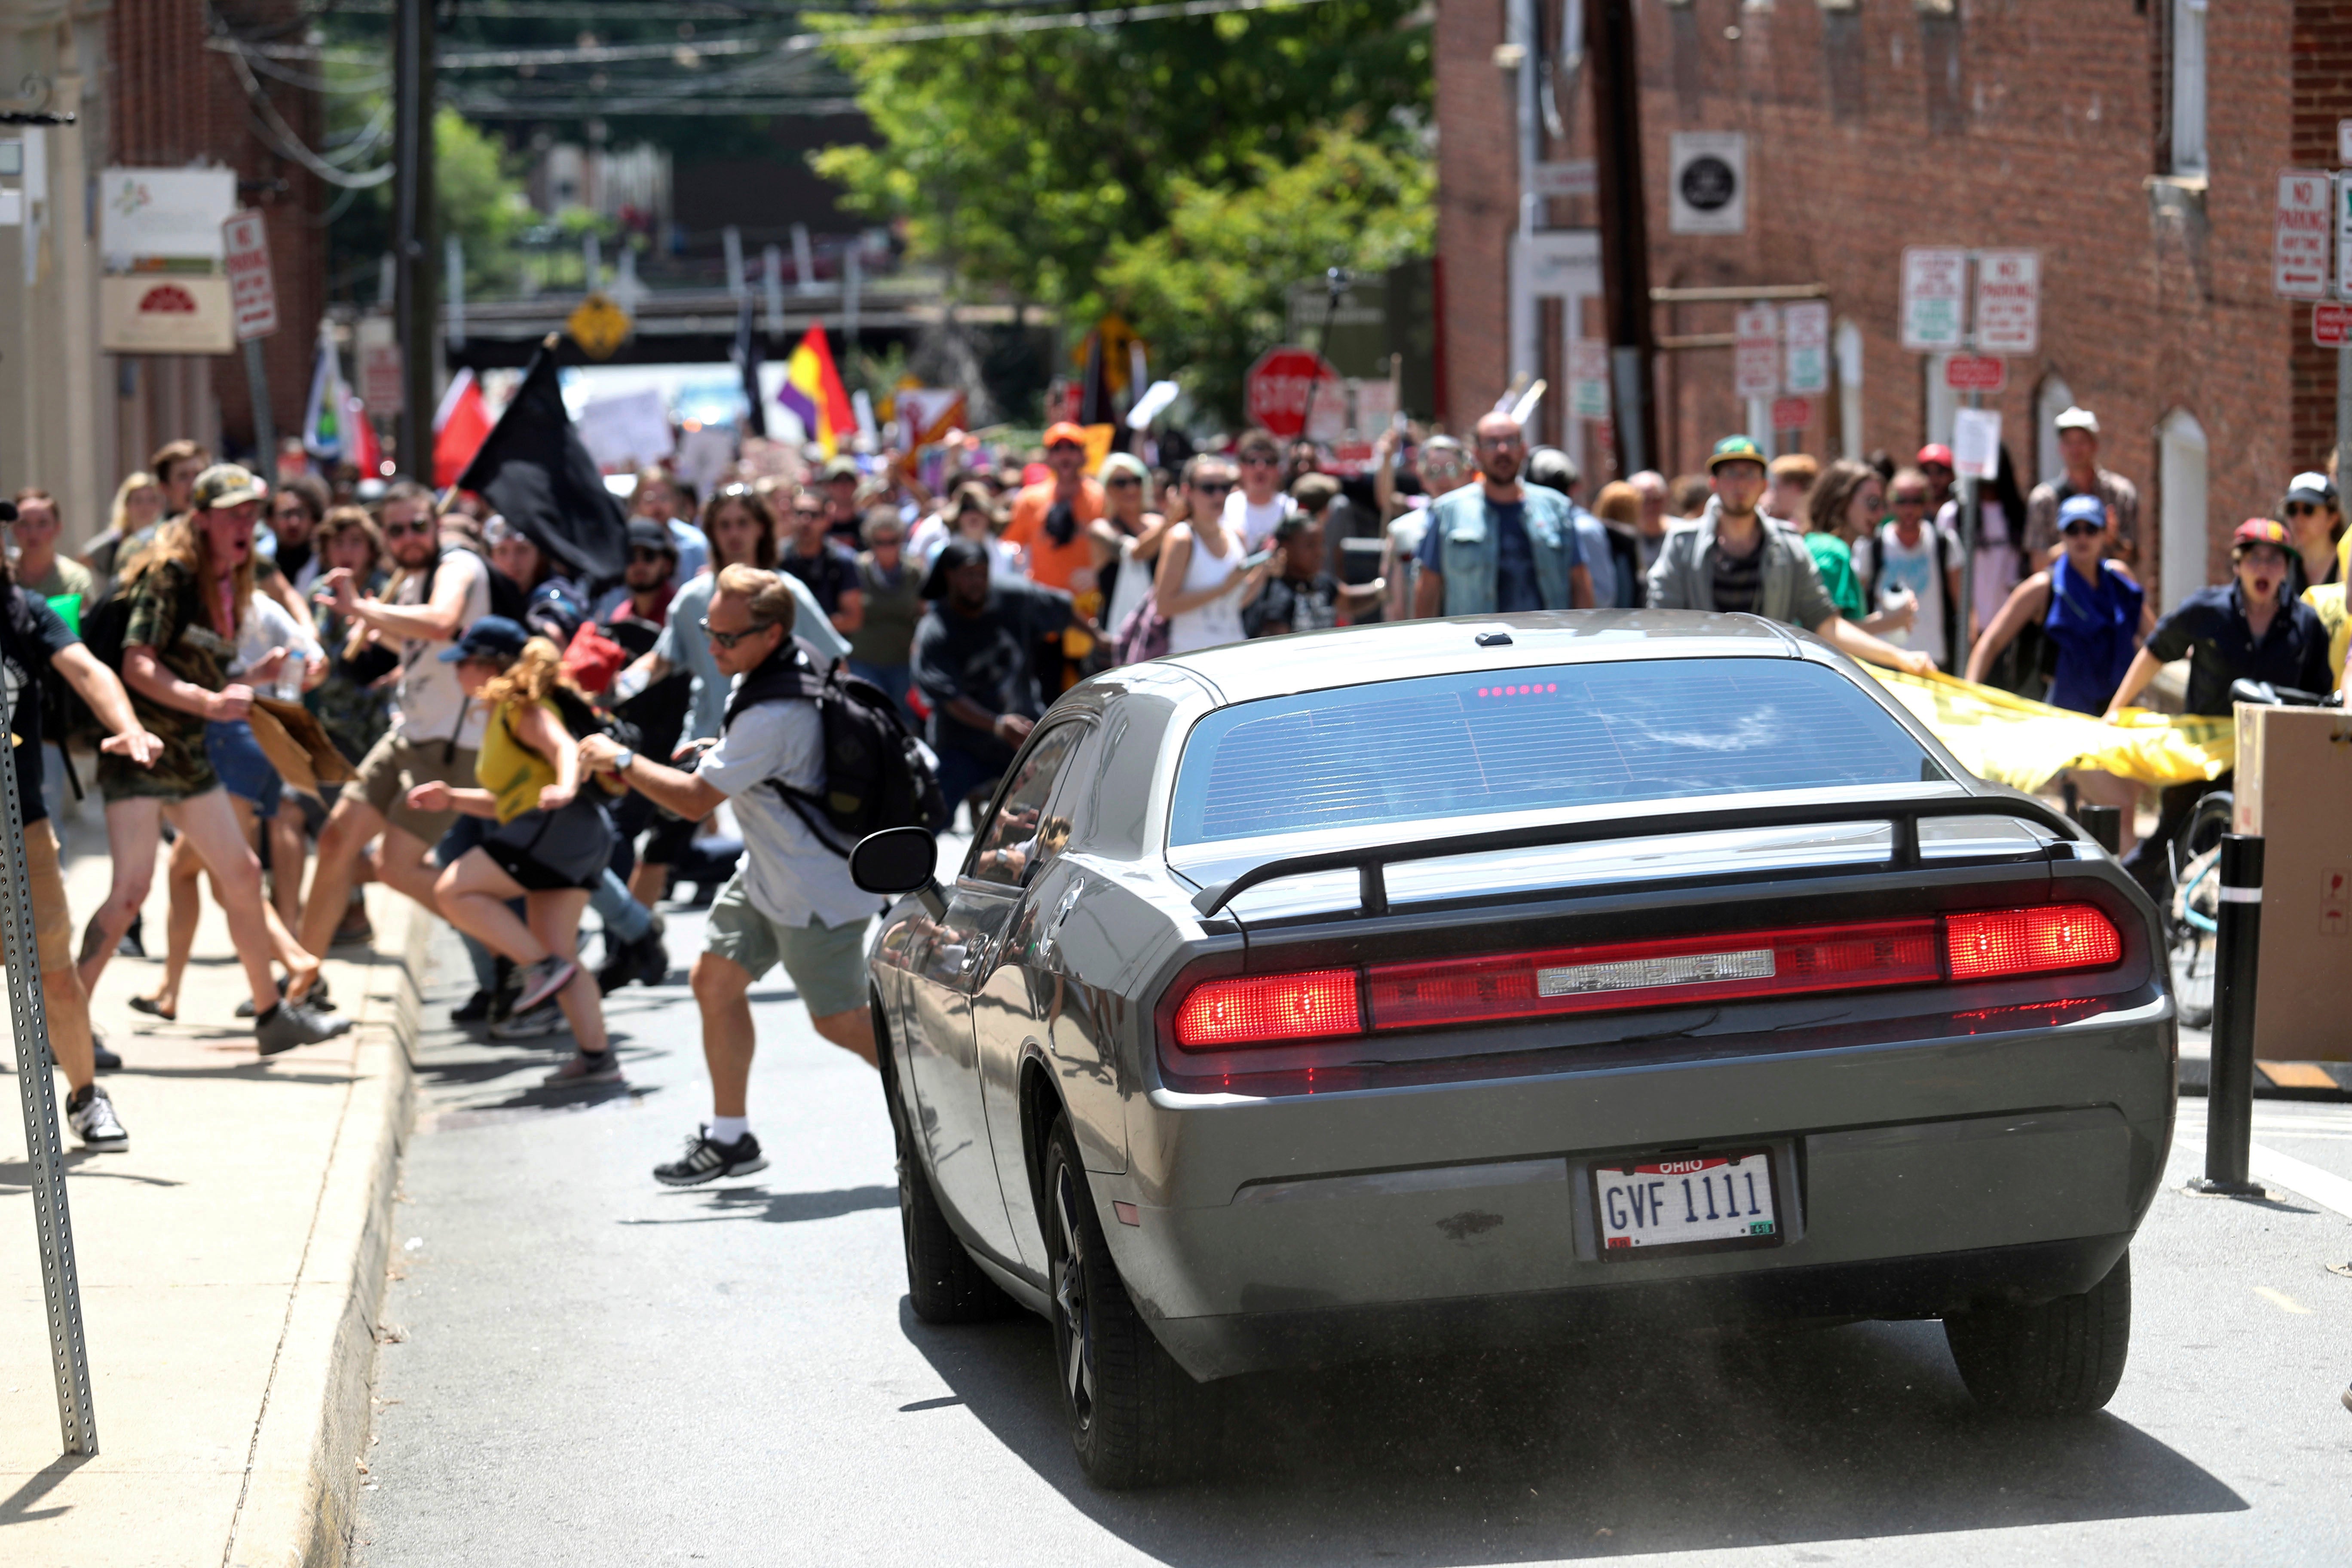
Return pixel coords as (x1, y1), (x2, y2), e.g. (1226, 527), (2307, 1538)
(1168, 658), (1938, 847)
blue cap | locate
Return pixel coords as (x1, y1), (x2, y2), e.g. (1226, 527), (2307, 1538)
(438, 615), (530, 663)
(2057, 493), (2106, 531)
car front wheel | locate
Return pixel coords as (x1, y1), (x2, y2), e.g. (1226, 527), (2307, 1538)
(1944, 1248), (2131, 1415)
(1043, 1115), (1206, 1487)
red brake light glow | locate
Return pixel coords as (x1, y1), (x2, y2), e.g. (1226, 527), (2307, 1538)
(1945, 903), (2121, 980)
(1172, 968), (1361, 1050)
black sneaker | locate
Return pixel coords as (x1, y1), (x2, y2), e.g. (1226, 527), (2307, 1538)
(255, 1001), (352, 1057)
(597, 920), (670, 994)
(67, 1085), (128, 1151)
(513, 956), (579, 1014)
(119, 913), (145, 959)
(91, 1029), (121, 1073)
(654, 1127), (767, 1187)
(451, 988), (495, 1024)
(542, 1048), (622, 1087)
(489, 956), (520, 1025)
(235, 975), (333, 1020)
(488, 1002), (566, 1041)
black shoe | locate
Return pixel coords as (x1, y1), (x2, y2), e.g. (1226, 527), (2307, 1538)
(451, 988), (495, 1023)
(91, 1028), (121, 1073)
(119, 914), (144, 960)
(597, 921), (669, 994)
(238, 974), (335, 1019)
(67, 1085), (129, 1151)
(255, 1001), (352, 1057)
(653, 1127), (767, 1186)
(489, 956), (521, 1025)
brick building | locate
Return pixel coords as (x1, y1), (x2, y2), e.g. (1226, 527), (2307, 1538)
(0, 0), (323, 542)
(1437, 0), (2347, 611)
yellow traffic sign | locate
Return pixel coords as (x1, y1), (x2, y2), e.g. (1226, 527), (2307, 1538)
(567, 292), (633, 360)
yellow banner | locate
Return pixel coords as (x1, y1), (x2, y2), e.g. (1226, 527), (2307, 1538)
(1865, 668), (2234, 793)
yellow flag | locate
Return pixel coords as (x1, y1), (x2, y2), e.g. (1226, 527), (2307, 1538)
(1865, 667), (2234, 792)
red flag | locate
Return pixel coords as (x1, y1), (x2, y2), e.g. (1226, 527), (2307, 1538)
(433, 369), (493, 488)
(345, 394), (383, 478)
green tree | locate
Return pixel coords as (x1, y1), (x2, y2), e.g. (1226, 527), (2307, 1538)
(1100, 125), (1431, 423)
(328, 106), (533, 303)
(812, 1), (1430, 311)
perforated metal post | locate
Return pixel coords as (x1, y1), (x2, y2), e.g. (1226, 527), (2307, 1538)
(2195, 834), (2266, 1197)
(1, 679), (97, 1454)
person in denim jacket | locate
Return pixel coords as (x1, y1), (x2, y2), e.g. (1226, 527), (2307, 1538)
(1411, 413), (1595, 616)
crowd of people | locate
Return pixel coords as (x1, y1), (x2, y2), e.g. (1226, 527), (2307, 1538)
(10, 395), (2342, 1176)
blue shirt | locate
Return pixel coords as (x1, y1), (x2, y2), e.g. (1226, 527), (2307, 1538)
(2145, 582), (2333, 715)
(666, 518), (710, 587)
(1417, 487), (1580, 612)
(1571, 505), (1619, 608)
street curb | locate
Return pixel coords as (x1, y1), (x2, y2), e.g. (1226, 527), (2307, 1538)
(222, 894), (427, 1568)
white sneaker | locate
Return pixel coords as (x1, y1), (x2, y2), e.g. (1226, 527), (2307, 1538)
(67, 1086), (129, 1151)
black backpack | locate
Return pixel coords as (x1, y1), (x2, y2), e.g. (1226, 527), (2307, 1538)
(724, 640), (945, 854)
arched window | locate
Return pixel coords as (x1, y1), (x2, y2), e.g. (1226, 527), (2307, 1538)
(2035, 374), (2076, 489)
(2158, 409), (2210, 613)
(1835, 318), (1865, 461)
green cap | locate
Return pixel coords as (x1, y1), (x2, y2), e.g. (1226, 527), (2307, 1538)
(1707, 435), (1766, 472)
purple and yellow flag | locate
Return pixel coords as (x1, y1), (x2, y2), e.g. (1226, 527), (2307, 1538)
(777, 324), (856, 456)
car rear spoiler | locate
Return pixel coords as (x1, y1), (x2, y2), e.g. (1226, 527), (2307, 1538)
(1189, 792), (2084, 920)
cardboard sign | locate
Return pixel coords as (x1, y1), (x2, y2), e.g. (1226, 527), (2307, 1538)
(1951, 407), (2003, 481)
(2275, 170), (2332, 299)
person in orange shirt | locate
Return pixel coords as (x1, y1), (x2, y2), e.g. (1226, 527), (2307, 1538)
(1003, 422), (1106, 594)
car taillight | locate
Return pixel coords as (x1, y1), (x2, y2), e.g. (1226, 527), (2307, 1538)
(1172, 968), (1360, 1049)
(1945, 903), (2121, 980)
(1367, 919), (1941, 1032)
(1167, 903), (2125, 1052)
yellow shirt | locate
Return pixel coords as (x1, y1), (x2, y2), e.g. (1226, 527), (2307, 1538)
(2304, 582), (2349, 690)
(477, 699), (560, 824)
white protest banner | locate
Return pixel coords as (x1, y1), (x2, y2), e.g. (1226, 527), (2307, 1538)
(1951, 407), (2003, 481)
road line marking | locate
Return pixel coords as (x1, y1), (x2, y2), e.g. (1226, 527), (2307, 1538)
(2249, 1143), (2352, 1220)
(2254, 1286), (2314, 1315)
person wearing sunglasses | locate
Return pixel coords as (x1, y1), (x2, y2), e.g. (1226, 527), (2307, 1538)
(1002, 421), (1105, 596)
(2281, 472), (2343, 596)
(1224, 428), (1297, 550)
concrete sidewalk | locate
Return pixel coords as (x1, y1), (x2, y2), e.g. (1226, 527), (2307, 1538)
(0, 799), (424, 1567)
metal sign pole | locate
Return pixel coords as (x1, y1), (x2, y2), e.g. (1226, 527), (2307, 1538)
(1, 681), (97, 1454)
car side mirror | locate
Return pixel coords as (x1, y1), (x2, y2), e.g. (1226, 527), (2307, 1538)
(851, 826), (945, 916)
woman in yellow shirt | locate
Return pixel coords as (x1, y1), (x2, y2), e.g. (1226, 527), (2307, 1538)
(405, 616), (619, 1084)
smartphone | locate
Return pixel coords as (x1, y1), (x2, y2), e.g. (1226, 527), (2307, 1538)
(1240, 547), (1276, 571)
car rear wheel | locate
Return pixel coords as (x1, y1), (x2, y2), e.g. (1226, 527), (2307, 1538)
(899, 1141), (1016, 1324)
(1944, 1248), (2131, 1416)
(1043, 1115), (1206, 1488)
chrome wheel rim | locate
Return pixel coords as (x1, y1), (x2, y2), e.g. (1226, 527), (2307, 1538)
(1053, 1163), (1096, 1431)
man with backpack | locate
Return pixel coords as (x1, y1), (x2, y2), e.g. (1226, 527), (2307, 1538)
(580, 565), (888, 1187)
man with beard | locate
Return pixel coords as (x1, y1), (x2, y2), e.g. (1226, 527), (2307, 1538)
(1412, 412), (1594, 616)
(911, 538), (1079, 820)
(299, 480), (494, 963)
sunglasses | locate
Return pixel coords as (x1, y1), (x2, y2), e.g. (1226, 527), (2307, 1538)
(1192, 481), (1235, 495)
(2286, 501), (2328, 518)
(1104, 475), (1142, 489)
(2061, 520), (2104, 537)
(629, 548), (669, 563)
(699, 616), (779, 649)
(383, 519), (432, 539)
(1890, 494), (1929, 507)
(1240, 454), (1280, 467)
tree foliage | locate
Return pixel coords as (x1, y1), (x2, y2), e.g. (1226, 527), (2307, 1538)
(812, 0), (1431, 319)
(328, 106), (534, 303)
(1100, 124), (1431, 424)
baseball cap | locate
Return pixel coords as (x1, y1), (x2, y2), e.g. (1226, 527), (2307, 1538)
(626, 517), (677, 554)
(922, 536), (991, 599)
(1042, 421), (1088, 449)
(1917, 444), (1955, 471)
(2232, 517), (2292, 552)
(820, 456), (861, 482)
(192, 463), (268, 511)
(2054, 406), (2100, 434)
(2057, 494), (2107, 532)
(2284, 471), (2337, 508)
(1707, 435), (1767, 472)
(437, 614), (530, 664)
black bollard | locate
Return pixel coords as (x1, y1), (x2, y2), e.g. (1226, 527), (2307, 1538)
(2076, 803), (2122, 854)
(2194, 834), (2265, 1195)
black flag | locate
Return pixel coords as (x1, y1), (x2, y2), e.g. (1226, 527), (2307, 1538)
(455, 338), (628, 586)
(733, 294), (769, 439)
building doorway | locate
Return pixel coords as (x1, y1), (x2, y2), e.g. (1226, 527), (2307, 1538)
(2158, 408), (2209, 612)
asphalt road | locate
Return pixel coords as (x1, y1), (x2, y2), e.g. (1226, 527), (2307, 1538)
(356, 916), (2352, 1567)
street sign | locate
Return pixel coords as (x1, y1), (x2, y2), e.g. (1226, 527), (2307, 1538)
(1531, 159), (1597, 199)
(1973, 250), (2040, 355)
(2336, 175), (2352, 302)
(1668, 131), (1746, 236)
(1243, 346), (1341, 439)
(1770, 396), (1813, 433)
(1943, 354), (2007, 392)
(2315, 303), (2352, 347)
(567, 292), (634, 360)
(98, 275), (234, 353)
(357, 316), (404, 415)
(221, 211), (278, 342)
(1900, 247), (1967, 351)
(2275, 170), (2332, 299)
(1734, 305), (1779, 398)
(1568, 338), (1611, 420)
(1782, 301), (1830, 396)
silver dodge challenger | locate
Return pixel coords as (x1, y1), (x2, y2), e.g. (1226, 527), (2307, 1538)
(849, 611), (2175, 1488)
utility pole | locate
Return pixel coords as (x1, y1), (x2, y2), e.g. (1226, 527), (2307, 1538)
(392, 0), (437, 480)
(1587, 0), (1657, 475)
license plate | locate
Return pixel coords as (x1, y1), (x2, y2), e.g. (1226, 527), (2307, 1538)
(1593, 1150), (1779, 1257)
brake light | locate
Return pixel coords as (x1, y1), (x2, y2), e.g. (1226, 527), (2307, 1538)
(1172, 968), (1360, 1050)
(1945, 903), (2121, 980)
(1367, 920), (1940, 1032)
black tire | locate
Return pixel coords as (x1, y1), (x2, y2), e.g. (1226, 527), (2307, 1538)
(1944, 1249), (2131, 1416)
(1042, 1116), (1207, 1487)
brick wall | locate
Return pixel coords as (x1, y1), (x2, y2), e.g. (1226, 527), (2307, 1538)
(1438, 0), (2336, 605)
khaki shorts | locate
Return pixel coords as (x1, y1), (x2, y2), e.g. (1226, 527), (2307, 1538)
(701, 870), (870, 1019)
(15, 820), (75, 975)
(354, 732), (480, 845)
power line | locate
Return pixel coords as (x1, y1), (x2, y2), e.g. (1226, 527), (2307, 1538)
(446, 94), (864, 113)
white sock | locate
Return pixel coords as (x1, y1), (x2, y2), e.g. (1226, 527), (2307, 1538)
(711, 1116), (750, 1146)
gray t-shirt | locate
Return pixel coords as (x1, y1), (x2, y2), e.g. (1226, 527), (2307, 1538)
(693, 698), (875, 931)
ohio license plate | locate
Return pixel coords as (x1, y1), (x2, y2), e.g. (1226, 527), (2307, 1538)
(1594, 1151), (1779, 1257)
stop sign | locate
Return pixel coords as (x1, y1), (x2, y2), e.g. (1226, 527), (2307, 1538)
(1244, 347), (1341, 439)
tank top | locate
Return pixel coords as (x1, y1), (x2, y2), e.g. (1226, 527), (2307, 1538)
(1166, 523), (1246, 655)
(478, 699), (560, 823)
(2043, 554), (2144, 716)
